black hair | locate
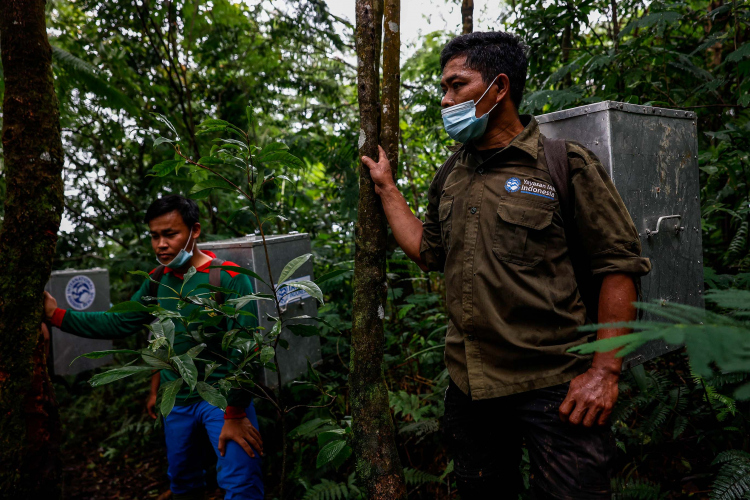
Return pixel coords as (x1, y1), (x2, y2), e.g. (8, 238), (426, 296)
(440, 31), (528, 111)
(144, 194), (200, 227)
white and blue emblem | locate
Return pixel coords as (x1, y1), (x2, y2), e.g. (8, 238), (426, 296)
(505, 177), (521, 193)
(65, 275), (96, 310)
(276, 275), (312, 308)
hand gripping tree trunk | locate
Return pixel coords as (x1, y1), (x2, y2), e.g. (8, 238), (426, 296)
(351, 0), (407, 498)
(0, 0), (65, 497)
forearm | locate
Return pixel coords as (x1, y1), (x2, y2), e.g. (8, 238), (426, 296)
(592, 273), (637, 374)
(378, 184), (427, 271)
(150, 371), (160, 395)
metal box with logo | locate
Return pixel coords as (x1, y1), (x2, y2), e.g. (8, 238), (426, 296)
(537, 101), (703, 367)
(45, 268), (112, 376)
(199, 233), (321, 387)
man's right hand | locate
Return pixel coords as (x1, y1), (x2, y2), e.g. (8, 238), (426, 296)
(43, 291), (58, 320)
(146, 392), (158, 419)
(362, 145), (395, 196)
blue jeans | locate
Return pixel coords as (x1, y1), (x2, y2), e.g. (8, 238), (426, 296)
(164, 401), (264, 500)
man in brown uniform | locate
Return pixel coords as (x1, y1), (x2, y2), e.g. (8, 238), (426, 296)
(363, 32), (650, 498)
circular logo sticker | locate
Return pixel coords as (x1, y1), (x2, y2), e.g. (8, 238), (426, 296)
(65, 275), (96, 310)
(505, 177), (521, 193)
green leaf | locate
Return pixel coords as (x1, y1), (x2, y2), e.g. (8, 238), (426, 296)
(171, 354), (199, 391)
(210, 265), (268, 286)
(316, 439), (348, 469)
(160, 378), (183, 417)
(204, 363), (220, 381)
(197, 156), (226, 166)
(142, 350), (173, 370)
(190, 178), (236, 195)
(182, 266), (197, 288)
(314, 269), (350, 284)
(285, 280), (324, 305)
(193, 283), (239, 295)
(727, 43), (750, 62)
(70, 349), (139, 365)
(278, 253), (313, 285)
(189, 189), (213, 200)
(89, 366), (154, 387)
(196, 381), (228, 410)
(153, 136), (174, 149)
(187, 343), (206, 358)
(287, 324), (319, 337)
(289, 418), (334, 438)
(108, 301), (153, 314)
(149, 159), (183, 177)
(222, 329), (240, 351)
(260, 345), (275, 364)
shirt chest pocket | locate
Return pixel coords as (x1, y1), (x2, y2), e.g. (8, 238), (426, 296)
(492, 197), (554, 267)
(439, 195), (454, 252)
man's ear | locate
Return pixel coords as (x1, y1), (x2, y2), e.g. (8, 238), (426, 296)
(495, 74), (511, 105)
(192, 222), (202, 240)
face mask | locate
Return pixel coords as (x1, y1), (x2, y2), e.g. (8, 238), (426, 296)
(157, 229), (195, 268)
(441, 75), (501, 144)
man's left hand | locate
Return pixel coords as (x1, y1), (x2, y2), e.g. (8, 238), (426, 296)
(218, 417), (263, 458)
(559, 367), (619, 427)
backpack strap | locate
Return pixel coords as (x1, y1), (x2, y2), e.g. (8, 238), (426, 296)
(149, 265), (165, 303)
(209, 258), (226, 305)
(543, 137), (571, 218)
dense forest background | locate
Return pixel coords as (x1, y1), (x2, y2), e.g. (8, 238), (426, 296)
(0, 0), (749, 498)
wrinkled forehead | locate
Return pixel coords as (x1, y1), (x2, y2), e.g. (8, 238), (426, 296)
(441, 55), (483, 84)
(148, 210), (188, 232)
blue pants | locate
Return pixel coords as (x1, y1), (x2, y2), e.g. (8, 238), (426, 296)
(164, 401), (264, 500)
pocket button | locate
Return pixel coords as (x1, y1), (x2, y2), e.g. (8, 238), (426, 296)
(470, 207), (477, 214)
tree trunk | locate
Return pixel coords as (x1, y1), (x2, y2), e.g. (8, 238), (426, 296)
(461, 0), (474, 34)
(0, 1), (65, 497)
(561, 1), (573, 87)
(351, 0), (407, 498)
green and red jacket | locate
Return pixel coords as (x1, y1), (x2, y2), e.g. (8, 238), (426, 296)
(51, 251), (258, 416)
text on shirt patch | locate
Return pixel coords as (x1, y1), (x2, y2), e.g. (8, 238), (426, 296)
(516, 178), (556, 200)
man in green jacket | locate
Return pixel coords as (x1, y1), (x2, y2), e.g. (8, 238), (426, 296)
(44, 195), (264, 500)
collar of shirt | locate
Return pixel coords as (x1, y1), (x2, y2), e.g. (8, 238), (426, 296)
(465, 114), (540, 165)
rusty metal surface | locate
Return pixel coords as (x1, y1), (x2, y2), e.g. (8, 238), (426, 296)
(46, 268), (113, 376)
(199, 233), (322, 387)
(537, 101), (704, 368)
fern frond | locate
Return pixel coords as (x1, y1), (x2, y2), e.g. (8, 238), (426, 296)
(403, 467), (441, 486)
(711, 450), (750, 500)
(51, 44), (139, 116)
(302, 478), (353, 500)
(725, 221), (748, 267)
(612, 478), (665, 499)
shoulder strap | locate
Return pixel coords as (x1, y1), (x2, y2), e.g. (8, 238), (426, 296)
(543, 137), (570, 217)
(209, 258), (226, 305)
(149, 265), (165, 302)
(434, 148), (463, 199)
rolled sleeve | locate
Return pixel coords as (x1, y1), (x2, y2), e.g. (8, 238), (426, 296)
(419, 176), (446, 273)
(569, 150), (651, 277)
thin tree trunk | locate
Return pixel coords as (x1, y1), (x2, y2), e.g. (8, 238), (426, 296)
(561, 1), (573, 87)
(461, 0), (474, 34)
(352, 0), (407, 498)
(0, 0), (65, 497)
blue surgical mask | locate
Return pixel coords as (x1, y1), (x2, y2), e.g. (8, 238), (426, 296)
(157, 229), (195, 268)
(441, 75), (501, 144)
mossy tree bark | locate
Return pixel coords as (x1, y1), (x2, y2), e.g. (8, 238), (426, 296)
(351, 0), (407, 498)
(461, 0), (474, 34)
(0, 0), (65, 497)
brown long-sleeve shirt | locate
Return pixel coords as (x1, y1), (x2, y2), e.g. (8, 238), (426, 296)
(420, 115), (651, 400)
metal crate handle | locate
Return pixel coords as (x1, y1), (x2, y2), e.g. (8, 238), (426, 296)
(645, 215), (684, 237)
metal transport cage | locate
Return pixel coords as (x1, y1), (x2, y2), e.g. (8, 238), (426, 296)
(45, 268), (113, 376)
(199, 233), (322, 387)
(537, 101), (704, 368)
